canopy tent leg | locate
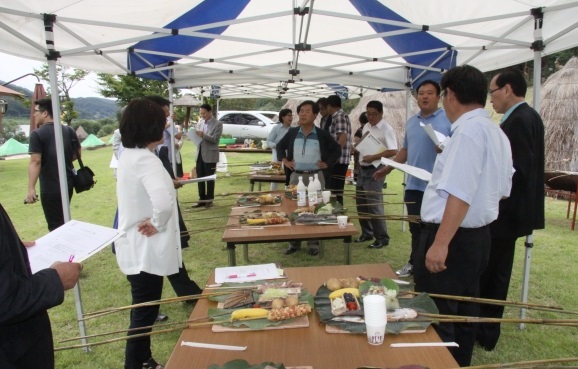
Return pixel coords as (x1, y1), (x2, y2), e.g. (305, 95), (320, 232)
(518, 235), (533, 330)
(43, 13), (90, 350)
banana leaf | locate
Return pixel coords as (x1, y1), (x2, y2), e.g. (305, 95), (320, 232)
(314, 285), (438, 334)
(207, 359), (285, 369)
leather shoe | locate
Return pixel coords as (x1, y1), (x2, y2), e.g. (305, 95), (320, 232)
(191, 202), (205, 208)
(354, 234), (373, 243)
(367, 240), (389, 249)
(284, 247), (298, 255)
(155, 313), (168, 322)
(205, 202), (213, 208)
(307, 249), (319, 256)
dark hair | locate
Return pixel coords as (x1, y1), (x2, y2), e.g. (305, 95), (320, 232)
(200, 103), (212, 112)
(495, 68), (527, 97)
(440, 65), (487, 106)
(366, 100), (383, 113)
(297, 100), (320, 115)
(279, 108), (292, 120)
(359, 111), (368, 125)
(316, 97), (327, 108)
(416, 80), (441, 96)
(326, 94), (342, 108)
(34, 98), (53, 117)
(144, 95), (170, 108)
(120, 98), (166, 148)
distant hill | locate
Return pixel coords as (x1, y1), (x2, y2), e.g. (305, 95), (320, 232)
(0, 82), (118, 120)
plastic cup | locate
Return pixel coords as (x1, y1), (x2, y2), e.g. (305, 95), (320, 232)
(365, 324), (386, 345)
(322, 190), (331, 203)
(337, 215), (348, 228)
(363, 295), (387, 325)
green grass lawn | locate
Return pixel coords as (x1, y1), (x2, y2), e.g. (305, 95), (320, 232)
(1, 140), (577, 369)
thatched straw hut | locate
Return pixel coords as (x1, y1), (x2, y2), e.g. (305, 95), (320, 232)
(542, 56), (578, 172)
(282, 92), (418, 147)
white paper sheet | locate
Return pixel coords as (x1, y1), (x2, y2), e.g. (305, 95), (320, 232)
(215, 263), (283, 283)
(177, 174), (217, 184)
(391, 342), (459, 348)
(381, 157), (432, 182)
(354, 132), (386, 167)
(26, 220), (125, 273)
(420, 122), (450, 150)
(180, 341), (246, 351)
(186, 129), (203, 146)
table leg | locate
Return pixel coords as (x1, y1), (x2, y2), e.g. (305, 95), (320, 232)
(250, 181), (255, 192)
(343, 236), (352, 265)
(319, 241), (324, 259)
(227, 242), (237, 266)
(258, 182), (262, 191)
(243, 244), (249, 263)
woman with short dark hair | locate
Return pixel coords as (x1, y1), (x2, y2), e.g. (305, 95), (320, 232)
(116, 98), (182, 369)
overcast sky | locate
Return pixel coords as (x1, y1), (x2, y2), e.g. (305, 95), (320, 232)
(0, 52), (102, 98)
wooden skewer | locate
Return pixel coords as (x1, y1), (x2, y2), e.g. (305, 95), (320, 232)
(404, 291), (567, 313)
(414, 314), (578, 327)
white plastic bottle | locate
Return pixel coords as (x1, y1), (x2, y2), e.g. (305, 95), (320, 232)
(307, 176), (318, 206)
(297, 176), (307, 206)
(313, 173), (323, 203)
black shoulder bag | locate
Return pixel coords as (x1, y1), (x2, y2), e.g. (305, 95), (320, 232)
(70, 128), (96, 193)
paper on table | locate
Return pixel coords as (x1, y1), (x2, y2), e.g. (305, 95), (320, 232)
(177, 174), (217, 184)
(391, 342), (459, 348)
(354, 132), (386, 167)
(215, 263), (284, 283)
(180, 341), (246, 351)
(186, 129), (203, 146)
(420, 122), (450, 150)
(381, 157), (432, 182)
(26, 220), (125, 273)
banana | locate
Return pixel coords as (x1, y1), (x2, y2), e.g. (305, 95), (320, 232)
(246, 218), (267, 225)
(328, 287), (360, 299)
(230, 308), (268, 321)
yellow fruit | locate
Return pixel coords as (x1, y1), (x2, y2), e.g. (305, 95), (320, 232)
(271, 298), (285, 309)
(284, 296), (299, 307)
(230, 308), (268, 321)
(246, 218), (266, 225)
(328, 288), (360, 299)
(326, 278), (342, 291)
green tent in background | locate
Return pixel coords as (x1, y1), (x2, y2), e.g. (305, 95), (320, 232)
(0, 138), (29, 157)
(81, 134), (105, 148)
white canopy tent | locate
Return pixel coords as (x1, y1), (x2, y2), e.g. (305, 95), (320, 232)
(2, 0), (577, 343)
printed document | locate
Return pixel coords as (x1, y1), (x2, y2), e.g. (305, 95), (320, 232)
(381, 157), (432, 182)
(215, 263), (284, 283)
(354, 132), (386, 167)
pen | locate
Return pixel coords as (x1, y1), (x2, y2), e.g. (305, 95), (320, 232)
(227, 273), (256, 279)
(69, 255), (75, 262)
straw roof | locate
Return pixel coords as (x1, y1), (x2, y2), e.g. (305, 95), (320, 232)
(282, 92), (418, 147)
(542, 56), (578, 172)
(173, 95), (202, 107)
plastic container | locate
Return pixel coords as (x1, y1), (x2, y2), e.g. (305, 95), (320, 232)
(297, 176), (307, 206)
(307, 176), (318, 206)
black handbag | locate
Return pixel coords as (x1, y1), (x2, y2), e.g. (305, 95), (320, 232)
(73, 156), (96, 193)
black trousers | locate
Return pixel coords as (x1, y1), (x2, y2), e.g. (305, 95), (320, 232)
(167, 262), (202, 297)
(414, 223), (491, 367)
(125, 272), (163, 369)
(404, 190), (424, 265)
(477, 235), (518, 349)
(328, 163), (348, 205)
(40, 188), (73, 231)
(196, 151), (216, 201)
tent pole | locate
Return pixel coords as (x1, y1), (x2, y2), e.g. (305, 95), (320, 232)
(168, 79), (177, 176)
(520, 7), (544, 330)
(401, 78), (412, 233)
(43, 13), (90, 349)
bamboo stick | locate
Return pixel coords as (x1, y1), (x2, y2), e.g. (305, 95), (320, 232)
(413, 313), (578, 327)
(404, 291), (569, 313)
(54, 320), (230, 351)
(462, 357), (578, 369)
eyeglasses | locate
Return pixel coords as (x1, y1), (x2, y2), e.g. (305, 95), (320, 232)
(365, 111), (380, 117)
(34, 109), (45, 113)
(489, 86), (502, 95)
(440, 90), (447, 99)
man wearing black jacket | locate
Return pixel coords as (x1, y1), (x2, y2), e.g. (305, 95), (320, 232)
(477, 68), (545, 351)
(0, 203), (81, 369)
(276, 100), (341, 255)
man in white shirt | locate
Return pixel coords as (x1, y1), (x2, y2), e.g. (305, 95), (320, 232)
(354, 100), (398, 249)
(414, 65), (513, 367)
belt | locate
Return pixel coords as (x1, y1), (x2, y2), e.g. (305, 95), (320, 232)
(360, 165), (376, 170)
(420, 222), (490, 233)
(295, 169), (320, 174)
(420, 222), (440, 230)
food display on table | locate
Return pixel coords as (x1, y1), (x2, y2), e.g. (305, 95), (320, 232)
(284, 185), (298, 200)
(314, 276), (438, 334)
(208, 280), (314, 330)
(291, 202), (345, 225)
(254, 163), (285, 176)
(239, 210), (289, 225)
(236, 193), (282, 207)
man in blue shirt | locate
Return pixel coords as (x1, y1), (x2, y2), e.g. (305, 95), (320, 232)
(375, 80), (451, 276)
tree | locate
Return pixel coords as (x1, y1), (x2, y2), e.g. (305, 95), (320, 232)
(96, 74), (176, 106)
(34, 63), (89, 125)
(1, 119), (28, 143)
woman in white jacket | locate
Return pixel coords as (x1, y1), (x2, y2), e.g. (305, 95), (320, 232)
(115, 98), (181, 369)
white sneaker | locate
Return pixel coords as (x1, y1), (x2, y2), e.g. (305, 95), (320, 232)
(396, 263), (413, 277)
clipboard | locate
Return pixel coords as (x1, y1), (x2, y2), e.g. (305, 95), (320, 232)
(354, 131), (386, 167)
